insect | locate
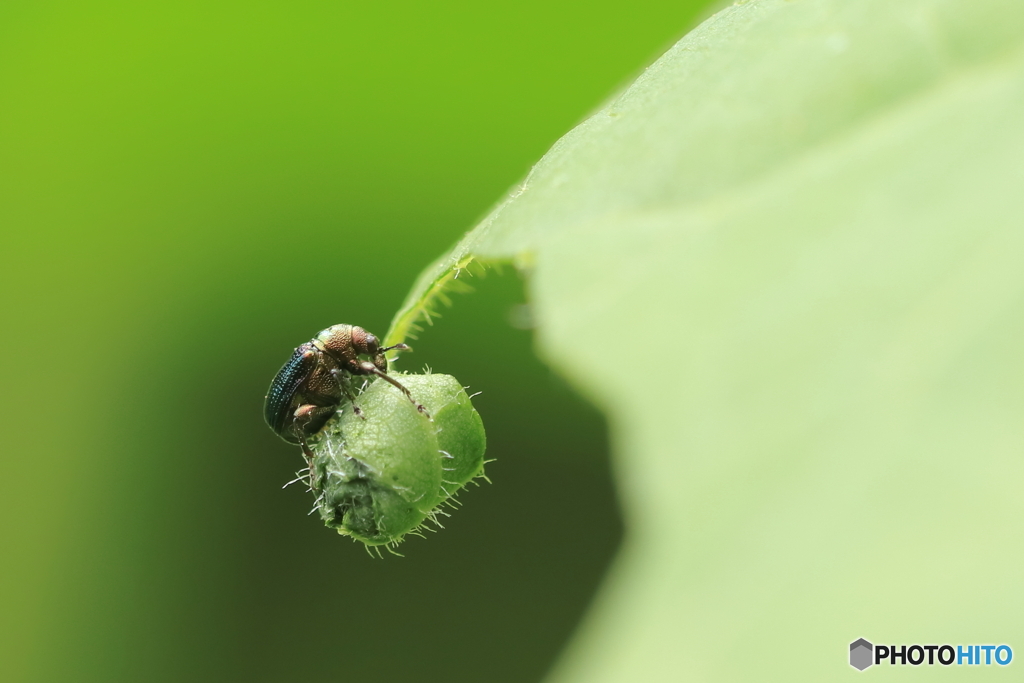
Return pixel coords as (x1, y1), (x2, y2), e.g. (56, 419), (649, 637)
(264, 324), (424, 482)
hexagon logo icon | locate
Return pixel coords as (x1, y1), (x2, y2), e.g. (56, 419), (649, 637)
(850, 638), (873, 671)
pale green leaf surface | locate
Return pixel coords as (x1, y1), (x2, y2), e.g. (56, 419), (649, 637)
(390, 0), (1024, 679)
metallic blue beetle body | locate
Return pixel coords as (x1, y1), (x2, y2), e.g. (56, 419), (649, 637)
(264, 324), (419, 480)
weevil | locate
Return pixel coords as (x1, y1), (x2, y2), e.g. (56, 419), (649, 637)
(264, 324), (425, 487)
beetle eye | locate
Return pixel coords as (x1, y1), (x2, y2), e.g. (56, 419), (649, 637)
(364, 334), (379, 352)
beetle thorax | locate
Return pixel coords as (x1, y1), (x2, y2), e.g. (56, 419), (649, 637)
(315, 324), (380, 363)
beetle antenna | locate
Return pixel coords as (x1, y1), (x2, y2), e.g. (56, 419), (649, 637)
(381, 343), (411, 353)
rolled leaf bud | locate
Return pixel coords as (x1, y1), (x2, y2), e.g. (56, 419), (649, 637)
(312, 372), (486, 547)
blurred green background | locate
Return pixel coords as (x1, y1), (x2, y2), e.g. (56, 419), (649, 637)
(0, 2), (715, 681)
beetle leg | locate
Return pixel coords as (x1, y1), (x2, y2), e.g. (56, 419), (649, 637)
(297, 435), (318, 492)
(357, 361), (430, 417)
(291, 404), (337, 490)
(292, 404), (337, 434)
(330, 369), (366, 420)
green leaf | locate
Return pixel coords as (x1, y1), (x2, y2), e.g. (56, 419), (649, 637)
(391, 0), (1024, 679)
